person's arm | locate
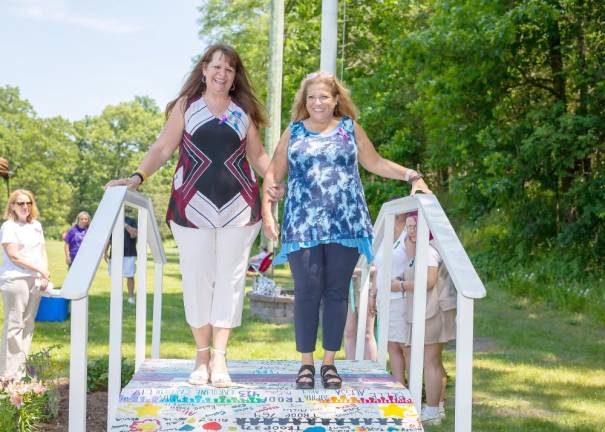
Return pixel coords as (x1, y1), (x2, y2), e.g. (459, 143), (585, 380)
(245, 123), (271, 177)
(402, 266), (438, 292)
(246, 123), (285, 201)
(104, 243), (110, 262)
(390, 278), (405, 292)
(39, 242), (50, 289)
(355, 121), (431, 195)
(125, 222), (138, 239)
(64, 241), (71, 265)
(368, 274), (377, 315)
(105, 98), (186, 190)
(261, 128), (291, 240)
(2, 243), (50, 280)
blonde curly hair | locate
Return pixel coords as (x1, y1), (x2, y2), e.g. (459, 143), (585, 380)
(290, 72), (359, 122)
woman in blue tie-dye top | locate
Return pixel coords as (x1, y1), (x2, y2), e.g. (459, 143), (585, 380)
(262, 72), (431, 390)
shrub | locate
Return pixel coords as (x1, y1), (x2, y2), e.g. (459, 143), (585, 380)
(87, 356), (135, 392)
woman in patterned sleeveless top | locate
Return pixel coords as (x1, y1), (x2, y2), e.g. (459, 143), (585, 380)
(107, 44), (283, 387)
(262, 72), (431, 389)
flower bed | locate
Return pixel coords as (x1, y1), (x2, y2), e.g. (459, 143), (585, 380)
(0, 378), (57, 431)
(0, 346), (60, 431)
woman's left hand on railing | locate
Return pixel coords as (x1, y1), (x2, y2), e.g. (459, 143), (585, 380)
(410, 178), (432, 195)
(105, 176), (141, 191)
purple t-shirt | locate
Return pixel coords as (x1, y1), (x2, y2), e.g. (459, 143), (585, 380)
(64, 225), (88, 261)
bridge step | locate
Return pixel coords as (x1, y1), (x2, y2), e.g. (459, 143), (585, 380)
(112, 359), (422, 431)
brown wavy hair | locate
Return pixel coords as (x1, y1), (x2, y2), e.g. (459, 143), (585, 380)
(4, 189), (39, 223)
(291, 71), (359, 122)
(165, 43), (267, 127)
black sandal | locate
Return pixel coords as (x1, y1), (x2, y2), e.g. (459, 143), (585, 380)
(296, 364), (315, 389)
(320, 364), (342, 389)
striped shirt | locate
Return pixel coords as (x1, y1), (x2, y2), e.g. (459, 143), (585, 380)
(166, 96), (260, 228)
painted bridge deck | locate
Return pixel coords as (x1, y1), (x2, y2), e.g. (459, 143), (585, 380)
(112, 359), (423, 432)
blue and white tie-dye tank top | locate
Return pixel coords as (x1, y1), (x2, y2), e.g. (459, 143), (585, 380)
(273, 116), (374, 264)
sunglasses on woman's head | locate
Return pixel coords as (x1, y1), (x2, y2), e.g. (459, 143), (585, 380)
(16, 201), (32, 207)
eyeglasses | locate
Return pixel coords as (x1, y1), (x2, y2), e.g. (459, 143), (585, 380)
(15, 201), (32, 207)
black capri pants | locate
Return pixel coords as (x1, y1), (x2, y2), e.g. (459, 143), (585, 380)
(288, 243), (360, 353)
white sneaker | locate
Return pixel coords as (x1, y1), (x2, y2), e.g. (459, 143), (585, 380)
(439, 402), (446, 419)
(128, 297), (135, 304)
(421, 406), (442, 425)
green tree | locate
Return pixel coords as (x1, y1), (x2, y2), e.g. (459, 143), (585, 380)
(71, 98), (166, 225)
(0, 86), (78, 236)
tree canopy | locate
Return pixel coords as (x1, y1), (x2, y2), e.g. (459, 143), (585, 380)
(1, 0), (603, 285)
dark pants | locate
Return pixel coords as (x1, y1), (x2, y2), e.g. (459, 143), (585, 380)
(288, 243), (360, 353)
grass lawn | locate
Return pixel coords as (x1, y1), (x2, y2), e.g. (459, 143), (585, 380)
(1, 239), (604, 431)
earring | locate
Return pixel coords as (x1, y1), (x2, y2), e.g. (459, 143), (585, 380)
(202, 75), (206, 84)
(230, 83), (235, 91)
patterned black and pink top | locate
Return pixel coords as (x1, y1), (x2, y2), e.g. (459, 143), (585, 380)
(166, 96), (260, 229)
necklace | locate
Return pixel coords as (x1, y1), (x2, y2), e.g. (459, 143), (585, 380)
(203, 94), (231, 118)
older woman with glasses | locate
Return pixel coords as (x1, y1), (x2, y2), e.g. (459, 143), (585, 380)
(262, 71), (431, 389)
(0, 189), (50, 379)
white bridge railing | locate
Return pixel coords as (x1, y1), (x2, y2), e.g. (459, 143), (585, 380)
(355, 194), (486, 432)
(60, 186), (166, 431)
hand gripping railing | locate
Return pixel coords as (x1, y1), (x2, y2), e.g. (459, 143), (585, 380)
(60, 186), (167, 431)
(355, 195), (486, 432)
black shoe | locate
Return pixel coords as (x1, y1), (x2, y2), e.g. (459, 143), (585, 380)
(320, 364), (342, 389)
(295, 364), (315, 389)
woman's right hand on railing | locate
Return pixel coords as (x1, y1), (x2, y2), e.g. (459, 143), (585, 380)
(104, 175), (141, 191)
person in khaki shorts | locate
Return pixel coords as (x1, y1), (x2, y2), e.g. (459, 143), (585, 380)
(0, 189), (50, 379)
(402, 212), (456, 425)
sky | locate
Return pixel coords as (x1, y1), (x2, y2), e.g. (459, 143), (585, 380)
(1, 0), (205, 120)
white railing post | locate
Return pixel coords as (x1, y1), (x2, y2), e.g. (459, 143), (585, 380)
(107, 207), (125, 430)
(409, 209), (430, 414)
(456, 294), (475, 432)
(376, 214), (395, 367)
(355, 263), (371, 360)
(135, 209), (148, 370)
(68, 296), (88, 432)
(151, 262), (163, 359)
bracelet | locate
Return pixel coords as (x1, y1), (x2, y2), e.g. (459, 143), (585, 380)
(407, 171), (423, 184)
(136, 168), (149, 181)
(130, 172), (144, 184)
(369, 291), (377, 298)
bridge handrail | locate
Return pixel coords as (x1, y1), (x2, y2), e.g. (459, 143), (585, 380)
(61, 186), (166, 300)
(65, 186), (166, 431)
(368, 194), (485, 300)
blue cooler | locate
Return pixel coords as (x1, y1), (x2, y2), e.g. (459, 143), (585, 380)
(35, 297), (70, 322)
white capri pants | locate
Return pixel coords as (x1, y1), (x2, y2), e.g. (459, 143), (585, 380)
(170, 221), (261, 328)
